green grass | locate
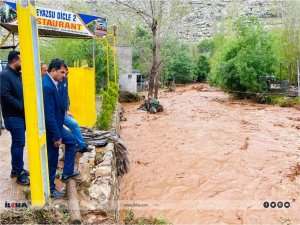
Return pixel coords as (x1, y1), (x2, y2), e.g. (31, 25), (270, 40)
(266, 95), (300, 107)
(124, 209), (171, 225)
(0, 207), (69, 224)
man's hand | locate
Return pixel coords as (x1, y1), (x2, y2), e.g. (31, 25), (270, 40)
(54, 139), (62, 148)
(66, 111), (72, 117)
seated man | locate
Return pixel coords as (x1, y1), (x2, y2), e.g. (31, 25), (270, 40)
(42, 59), (79, 199)
(58, 64), (93, 153)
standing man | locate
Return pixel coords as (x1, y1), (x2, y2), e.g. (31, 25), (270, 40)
(58, 65), (93, 153)
(0, 51), (29, 186)
(40, 63), (48, 77)
(42, 59), (79, 199)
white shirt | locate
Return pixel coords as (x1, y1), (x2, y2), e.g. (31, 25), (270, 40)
(47, 73), (58, 90)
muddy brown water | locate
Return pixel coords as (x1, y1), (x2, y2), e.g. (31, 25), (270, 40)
(119, 84), (300, 225)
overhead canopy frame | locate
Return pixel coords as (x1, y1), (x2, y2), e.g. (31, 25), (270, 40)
(0, 0), (117, 83)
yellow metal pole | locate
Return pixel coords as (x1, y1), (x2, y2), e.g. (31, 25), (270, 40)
(96, 38), (105, 48)
(92, 39), (95, 69)
(113, 35), (117, 83)
(105, 38), (110, 84)
(17, 0), (49, 206)
(0, 32), (12, 48)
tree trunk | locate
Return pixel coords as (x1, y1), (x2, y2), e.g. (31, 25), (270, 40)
(148, 20), (158, 99)
(154, 41), (161, 99)
(154, 71), (160, 99)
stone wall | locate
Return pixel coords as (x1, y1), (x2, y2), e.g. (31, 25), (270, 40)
(77, 105), (121, 223)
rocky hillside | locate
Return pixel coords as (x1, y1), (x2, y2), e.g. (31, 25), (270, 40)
(0, 0), (287, 46)
(177, 0), (286, 42)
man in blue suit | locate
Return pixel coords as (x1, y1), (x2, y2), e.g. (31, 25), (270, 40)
(58, 65), (93, 153)
(42, 59), (79, 199)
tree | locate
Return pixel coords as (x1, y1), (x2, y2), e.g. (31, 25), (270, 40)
(194, 39), (214, 82)
(211, 17), (277, 98)
(282, 1), (300, 61)
(114, 0), (188, 99)
(197, 39), (215, 57)
(269, 1), (300, 81)
(161, 38), (194, 84)
(132, 26), (152, 76)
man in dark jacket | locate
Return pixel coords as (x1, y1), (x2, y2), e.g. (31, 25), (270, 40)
(42, 59), (79, 199)
(0, 51), (29, 186)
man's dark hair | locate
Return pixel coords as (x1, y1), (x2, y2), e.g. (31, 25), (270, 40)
(64, 62), (68, 69)
(48, 59), (66, 73)
(8, 51), (20, 65)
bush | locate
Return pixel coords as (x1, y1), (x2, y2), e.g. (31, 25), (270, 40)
(195, 55), (210, 82)
(210, 17), (277, 98)
(265, 95), (300, 107)
(96, 82), (119, 130)
(124, 209), (170, 225)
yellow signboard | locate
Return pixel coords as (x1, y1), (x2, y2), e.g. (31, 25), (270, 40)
(68, 67), (96, 128)
(17, 0), (49, 206)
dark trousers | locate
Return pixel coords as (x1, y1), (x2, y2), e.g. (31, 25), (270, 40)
(4, 117), (26, 175)
(47, 127), (76, 192)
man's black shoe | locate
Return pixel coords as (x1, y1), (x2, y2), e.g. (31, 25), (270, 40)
(16, 171), (30, 186)
(11, 169), (29, 178)
(78, 145), (93, 153)
(50, 190), (66, 199)
(61, 171), (80, 183)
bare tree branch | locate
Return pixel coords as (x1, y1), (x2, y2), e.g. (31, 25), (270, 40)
(111, 0), (189, 98)
(115, 0), (154, 19)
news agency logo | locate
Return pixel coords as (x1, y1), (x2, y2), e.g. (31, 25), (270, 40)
(5, 201), (28, 209)
(263, 201), (290, 208)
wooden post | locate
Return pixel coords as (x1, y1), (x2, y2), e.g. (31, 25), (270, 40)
(172, 79), (176, 92)
(67, 179), (82, 224)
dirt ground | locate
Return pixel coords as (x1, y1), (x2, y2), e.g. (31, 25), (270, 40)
(119, 83), (300, 225)
(0, 131), (78, 213)
(0, 130), (29, 211)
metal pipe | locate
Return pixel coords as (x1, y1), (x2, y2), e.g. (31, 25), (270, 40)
(92, 39), (95, 69)
(105, 38), (110, 84)
(113, 26), (117, 83)
(297, 60), (300, 96)
(0, 32), (12, 48)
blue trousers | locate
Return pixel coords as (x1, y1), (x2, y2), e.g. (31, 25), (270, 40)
(47, 128), (76, 192)
(4, 117), (25, 175)
(64, 115), (85, 150)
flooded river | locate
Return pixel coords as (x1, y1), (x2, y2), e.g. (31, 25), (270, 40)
(119, 84), (300, 225)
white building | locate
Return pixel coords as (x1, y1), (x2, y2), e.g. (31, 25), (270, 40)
(117, 46), (138, 93)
